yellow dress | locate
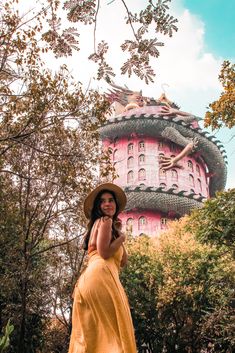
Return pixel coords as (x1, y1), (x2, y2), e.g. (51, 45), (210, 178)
(68, 245), (137, 353)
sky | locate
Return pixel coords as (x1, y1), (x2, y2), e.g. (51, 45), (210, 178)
(183, 0), (235, 58)
(23, 0), (235, 189)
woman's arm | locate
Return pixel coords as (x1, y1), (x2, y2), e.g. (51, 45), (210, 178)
(97, 217), (125, 259)
(120, 245), (128, 268)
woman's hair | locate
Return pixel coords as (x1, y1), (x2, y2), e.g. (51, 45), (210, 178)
(83, 189), (120, 250)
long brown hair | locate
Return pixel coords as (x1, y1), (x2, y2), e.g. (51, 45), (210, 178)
(83, 189), (120, 250)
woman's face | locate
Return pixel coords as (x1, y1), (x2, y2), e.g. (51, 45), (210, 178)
(99, 192), (117, 218)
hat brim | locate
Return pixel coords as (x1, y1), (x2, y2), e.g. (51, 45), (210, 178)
(84, 183), (127, 219)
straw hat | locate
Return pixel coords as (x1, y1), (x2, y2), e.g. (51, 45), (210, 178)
(84, 183), (127, 219)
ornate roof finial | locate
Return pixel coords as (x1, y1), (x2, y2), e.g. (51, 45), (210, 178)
(161, 83), (169, 94)
(157, 83), (172, 107)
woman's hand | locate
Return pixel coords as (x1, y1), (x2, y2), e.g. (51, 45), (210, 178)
(113, 219), (124, 238)
(118, 232), (126, 243)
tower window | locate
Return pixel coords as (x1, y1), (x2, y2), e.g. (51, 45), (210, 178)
(188, 160), (193, 172)
(189, 174), (194, 187)
(138, 216), (147, 229)
(138, 168), (146, 181)
(171, 169), (178, 181)
(198, 178), (202, 191)
(127, 171), (134, 183)
(172, 184), (178, 191)
(138, 141), (145, 152)
(160, 183), (166, 189)
(127, 218), (133, 226)
(159, 168), (166, 179)
(139, 154), (145, 165)
(196, 164), (201, 176)
(160, 218), (168, 226)
(126, 218), (133, 231)
(128, 143), (134, 154)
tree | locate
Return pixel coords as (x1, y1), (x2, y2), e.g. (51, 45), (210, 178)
(0, 90), (111, 353)
(199, 306), (235, 353)
(205, 60), (235, 129)
(188, 189), (235, 256)
(41, 238), (88, 353)
(0, 2), (112, 351)
(121, 236), (163, 352)
(121, 218), (234, 353)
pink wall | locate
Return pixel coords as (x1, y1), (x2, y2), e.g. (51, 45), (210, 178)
(120, 209), (175, 237)
(103, 134), (209, 236)
(103, 136), (209, 198)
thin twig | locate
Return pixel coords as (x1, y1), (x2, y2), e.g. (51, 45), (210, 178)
(120, 0), (139, 42)
(93, 0), (100, 52)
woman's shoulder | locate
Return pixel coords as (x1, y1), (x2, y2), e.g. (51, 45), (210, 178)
(99, 216), (112, 227)
(94, 216), (112, 228)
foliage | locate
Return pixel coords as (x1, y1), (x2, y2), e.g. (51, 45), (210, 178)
(41, 317), (70, 353)
(188, 189), (235, 256)
(0, 320), (14, 353)
(199, 306), (235, 352)
(42, 239), (88, 353)
(120, 0), (177, 84)
(121, 236), (163, 352)
(205, 61), (235, 129)
(0, 180), (52, 352)
(0, 0), (178, 85)
(121, 218), (235, 353)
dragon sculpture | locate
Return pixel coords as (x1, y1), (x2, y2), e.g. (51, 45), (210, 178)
(106, 83), (200, 172)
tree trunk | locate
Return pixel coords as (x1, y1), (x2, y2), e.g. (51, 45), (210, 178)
(17, 269), (28, 353)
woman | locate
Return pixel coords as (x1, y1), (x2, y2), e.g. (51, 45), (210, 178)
(68, 183), (137, 353)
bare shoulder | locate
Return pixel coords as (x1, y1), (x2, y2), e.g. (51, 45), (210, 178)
(98, 217), (112, 234)
(101, 216), (112, 224)
(94, 217), (112, 232)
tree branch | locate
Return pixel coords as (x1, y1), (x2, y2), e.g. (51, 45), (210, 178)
(120, 0), (139, 42)
(30, 233), (85, 257)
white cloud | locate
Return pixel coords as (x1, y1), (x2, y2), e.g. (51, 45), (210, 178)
(151, 9), (223, 115)
(67, 2), (223, 117)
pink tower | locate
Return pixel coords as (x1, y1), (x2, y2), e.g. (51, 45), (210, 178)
(100, 85), (227, 236)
